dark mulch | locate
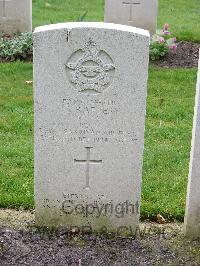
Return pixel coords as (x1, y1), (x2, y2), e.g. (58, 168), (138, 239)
(0, 227), (199, 265)
(152, 41), (200, 68)
(0, 56), (33, 63)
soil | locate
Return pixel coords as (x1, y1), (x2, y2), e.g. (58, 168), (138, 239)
(152, 41), (200, 68)
(0, 209), (200, 265)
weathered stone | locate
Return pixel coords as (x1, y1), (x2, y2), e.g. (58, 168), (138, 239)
(34, 22), (149, 233)
(0, 0), (32, 34)
(185, 51), (200, 239)
(104, 0), (158, 35)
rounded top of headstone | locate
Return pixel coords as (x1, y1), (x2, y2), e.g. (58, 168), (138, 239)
(34, 22), (150, 37)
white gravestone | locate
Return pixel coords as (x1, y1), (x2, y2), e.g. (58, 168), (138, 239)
(104, 0), (158, 35)
(185, 51), (200, 239)
(34, 22), (149, 233)
(0, 0), (32, 34)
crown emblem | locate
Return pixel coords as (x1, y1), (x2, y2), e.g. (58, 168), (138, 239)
(66, 39), (115, 94)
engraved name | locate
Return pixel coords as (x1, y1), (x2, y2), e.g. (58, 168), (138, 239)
(62, 97), (119, 118)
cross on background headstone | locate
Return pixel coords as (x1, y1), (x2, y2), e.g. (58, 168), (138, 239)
(104, 0), (158, 35)
(74, 147), (102, 189)
(0, 0), (32, 34)
(122, 1), (141, 22)
(0, 0), (12, 17)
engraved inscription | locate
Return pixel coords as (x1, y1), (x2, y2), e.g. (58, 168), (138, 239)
(65, 127), (138, 144)
(39, 126), (138, 144)
(122, 1), (141, 22)
(66, 39), (115, 94)
(62, 98), (119, 119)
(74, 147), (102, 189)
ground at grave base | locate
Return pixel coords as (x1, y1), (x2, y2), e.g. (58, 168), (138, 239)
(0, 209), (200, 265)
(152, 42), (200, 68)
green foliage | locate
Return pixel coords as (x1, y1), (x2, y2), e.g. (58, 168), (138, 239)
(0, 32), (33, 61)
(150, 42), (169, 61)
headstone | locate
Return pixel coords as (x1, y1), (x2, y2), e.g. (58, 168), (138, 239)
(34, 22), (149, 233)
(104, 0), (158, 35)
(0, 0), (32, 34)
(185, 51), (200, 239)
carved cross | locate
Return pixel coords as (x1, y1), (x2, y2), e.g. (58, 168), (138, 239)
(122, 1), (141, 22)
(0, 0), (12, 17)
(74, 147), (102, 189)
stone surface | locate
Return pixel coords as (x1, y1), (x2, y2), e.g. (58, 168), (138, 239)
(104, 0), (158, 35)
(185, 51), (200, 239)
(0, 0), (32, 34)
(34, 22), (149, 232)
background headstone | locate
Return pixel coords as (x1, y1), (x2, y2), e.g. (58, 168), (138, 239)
(104, 0), (158, 35)
(34, 22), (149, 232)
(0, 0), (32, 34)
(185, 51), (200, 239)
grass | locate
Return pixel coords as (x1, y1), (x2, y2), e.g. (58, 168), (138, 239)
(142, 67), (196, 221)
(32, 0), (200, 42)
(0, 63), (33, 208)
(0, 63), (197, 220)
